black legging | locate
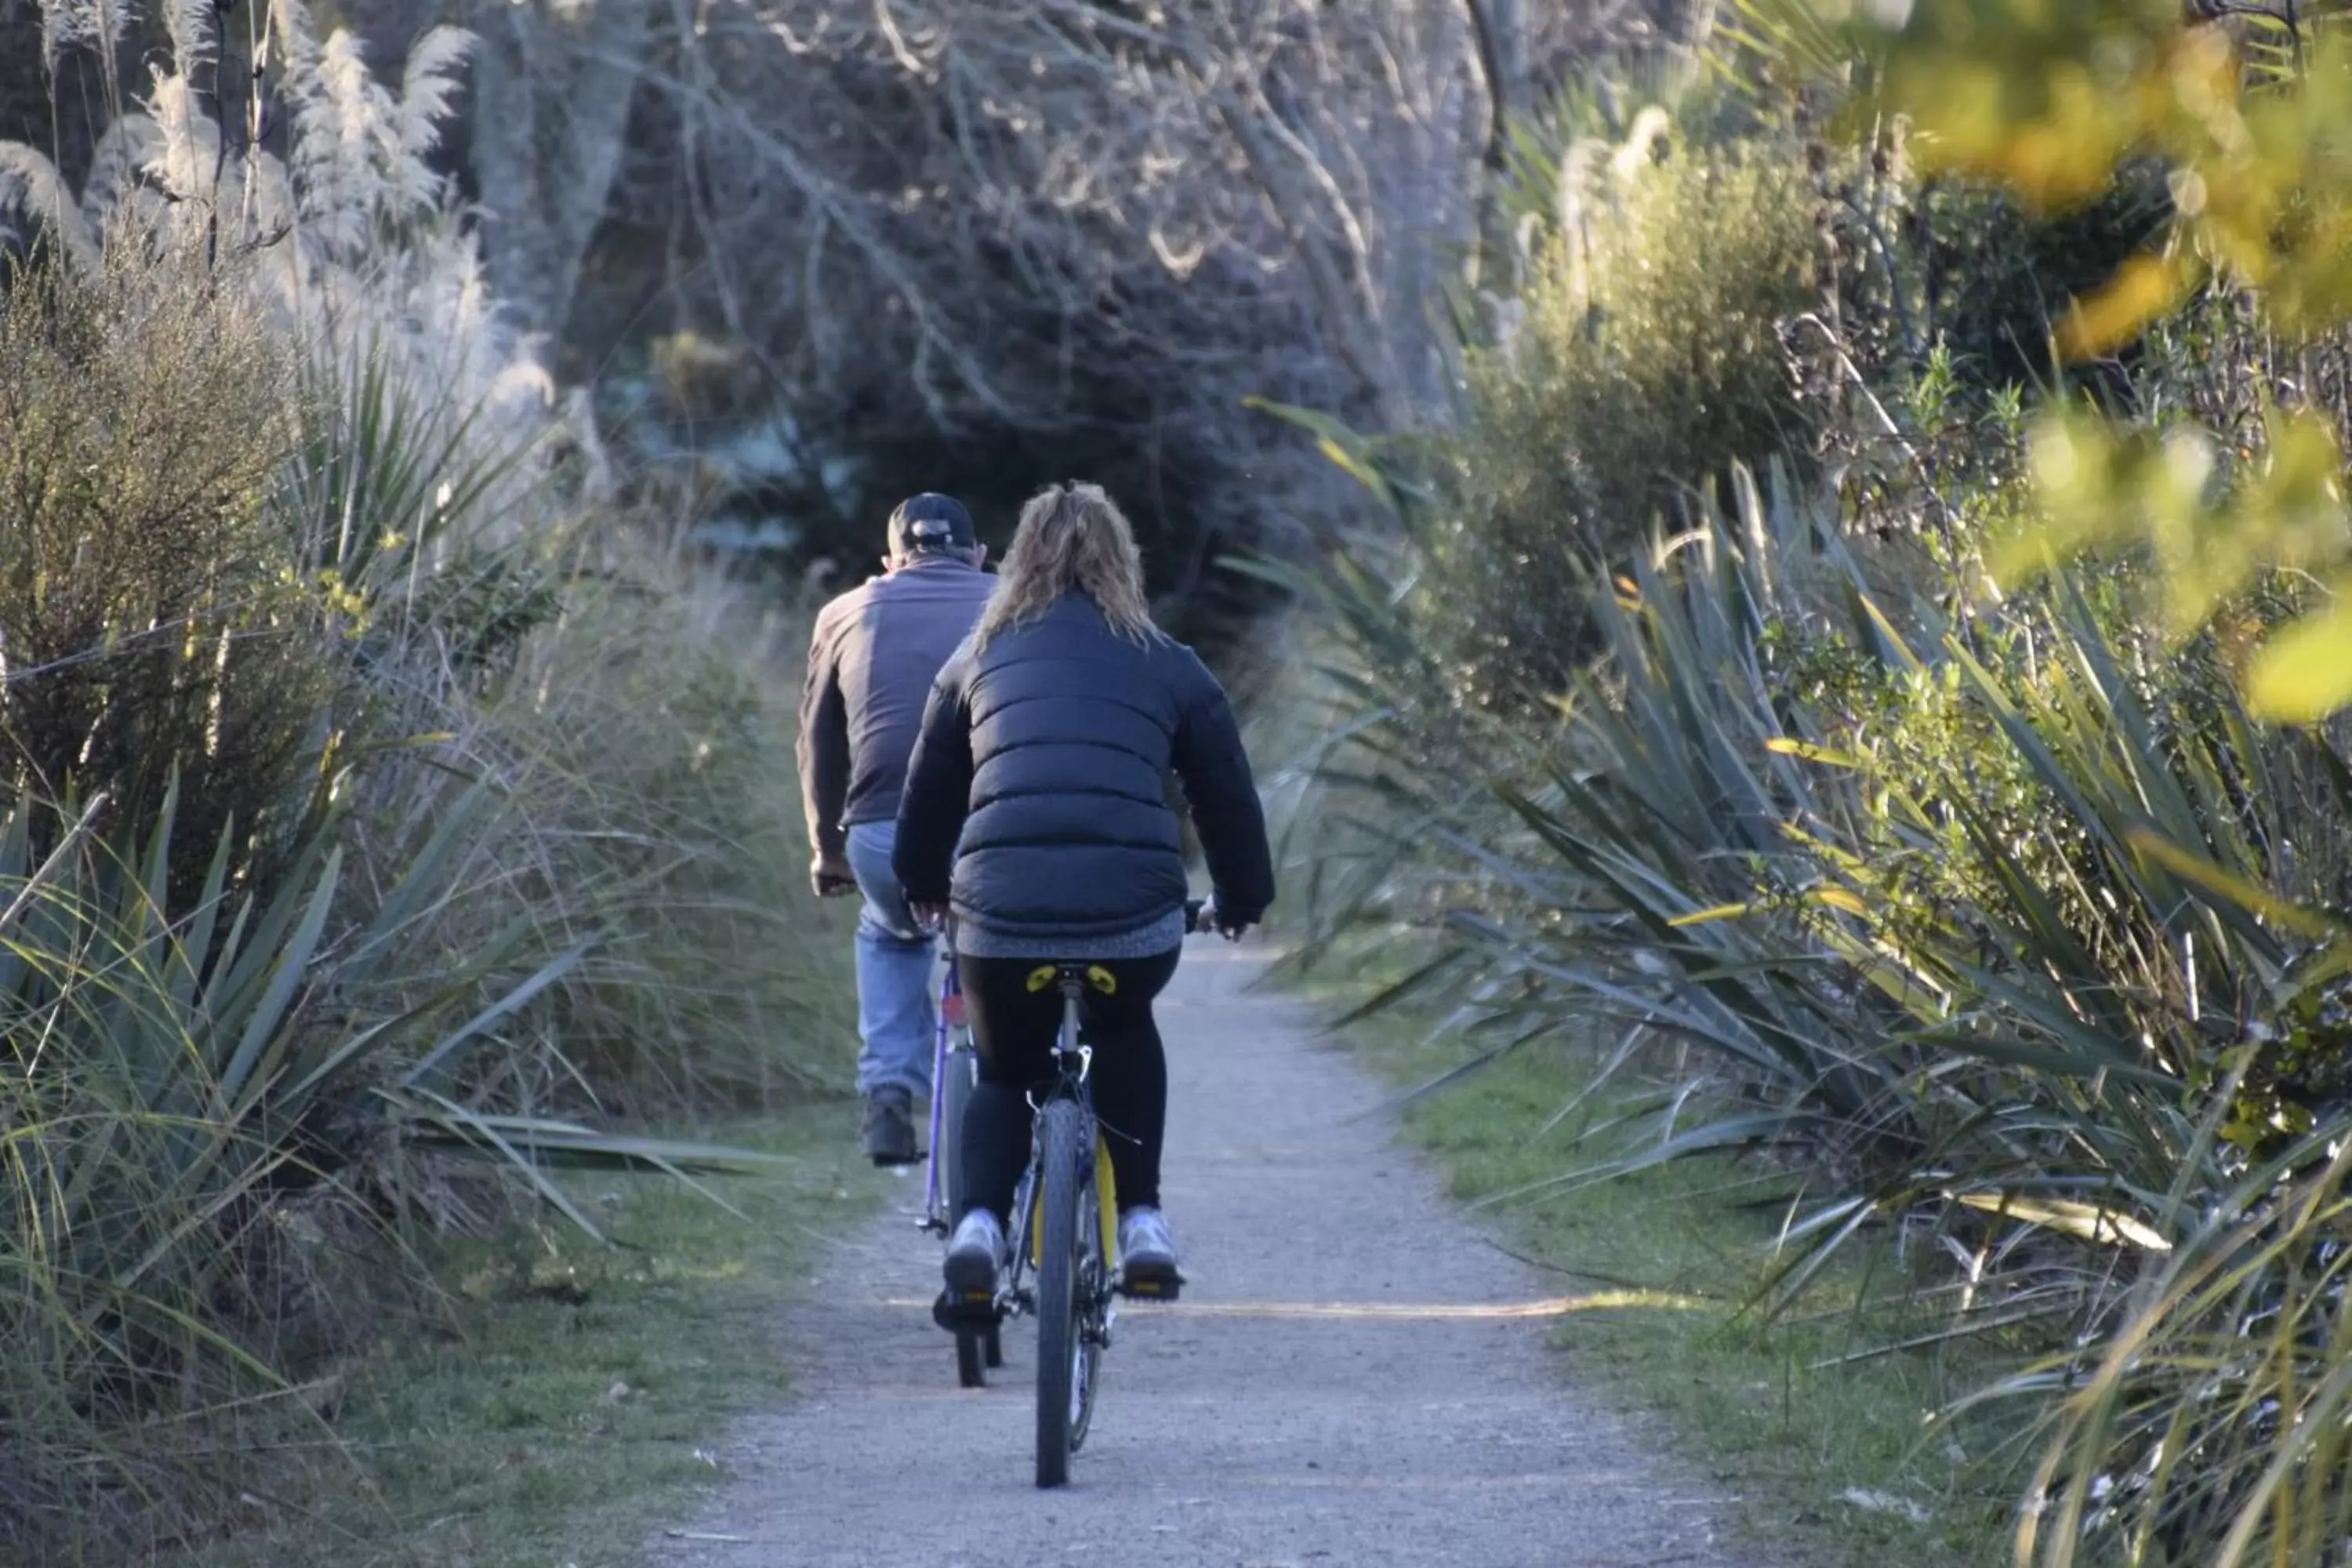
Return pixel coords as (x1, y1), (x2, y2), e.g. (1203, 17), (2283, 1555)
(956, 948), (1180, 1224)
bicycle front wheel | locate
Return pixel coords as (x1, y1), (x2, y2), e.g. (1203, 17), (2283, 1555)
(935, 1042), (977, 1229)
(1033, 1098), (1091, 1489)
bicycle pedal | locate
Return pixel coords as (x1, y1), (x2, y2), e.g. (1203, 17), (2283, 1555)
(1116, 1277), (1181, 1302)
(931, 1288), (1000, 1332)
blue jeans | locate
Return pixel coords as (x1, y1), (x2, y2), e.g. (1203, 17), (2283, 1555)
(846, 821), (935, 1101)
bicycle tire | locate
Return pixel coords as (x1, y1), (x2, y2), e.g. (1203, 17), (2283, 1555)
(1069, 1145), (1104, 1455)
(955, 1327), (986, 1388)
(1033, 1097), (1089, 1488)
(935, 1042), (977, 1228)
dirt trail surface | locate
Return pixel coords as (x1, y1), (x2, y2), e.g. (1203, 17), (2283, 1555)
(649, 949), (1750, 1568)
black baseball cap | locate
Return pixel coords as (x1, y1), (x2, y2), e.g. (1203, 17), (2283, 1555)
(888, 493), (976, 554)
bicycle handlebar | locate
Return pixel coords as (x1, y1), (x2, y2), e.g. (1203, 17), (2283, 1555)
(1184, 898), (1256, 938)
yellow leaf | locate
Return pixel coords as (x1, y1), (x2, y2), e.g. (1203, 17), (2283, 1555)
(1314, 437), (1388, 499)
(1668, 902), (1755, 927)
(1764, 737), (1860, 766)
(2056, 252), (2189, 358)
(1953, 1192), (2172, 1251)
(2245, 577), (2352, 723)
(1990, 412), (2149, 586)
(2125, 829), (2346, 938)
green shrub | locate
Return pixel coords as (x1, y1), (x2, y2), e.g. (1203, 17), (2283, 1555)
(1422, 122), (1824, 710)
(0, 772), (736, 1559)
(465, 542), (854, 1111)
(0, 147), (833, 1568)
(0, 251), (342, 895)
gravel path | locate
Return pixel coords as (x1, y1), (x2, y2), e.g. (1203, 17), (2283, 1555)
(648, 947), (1751, 1568)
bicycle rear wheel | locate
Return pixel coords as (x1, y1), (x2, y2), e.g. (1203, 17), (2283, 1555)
(1033, 1098), (1091, 1488)
(1068, 1147), (1105, 1455)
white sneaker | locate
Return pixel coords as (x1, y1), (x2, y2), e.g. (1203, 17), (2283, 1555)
(943, 1209), (1005, 1298)
(1117, 1206), (1181, 1292)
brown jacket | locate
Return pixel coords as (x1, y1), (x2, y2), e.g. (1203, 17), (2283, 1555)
(797, 557), (994, 885)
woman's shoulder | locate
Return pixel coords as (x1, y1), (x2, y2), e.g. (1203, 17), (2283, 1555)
(1139, 630), (1214, 687)
(980, 598), (1207, 683)
(934, 630), (984, 691)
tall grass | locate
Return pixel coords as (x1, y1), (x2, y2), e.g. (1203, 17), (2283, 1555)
(0, 260), (833, 1552)
(0, 8), (854, 1555)
(0, 778), (557, 1548)
(452, 542), (853, 1110)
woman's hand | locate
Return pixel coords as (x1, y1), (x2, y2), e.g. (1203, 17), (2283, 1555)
(909, 900), (951, 934)
(1198, 897), (1254, 942)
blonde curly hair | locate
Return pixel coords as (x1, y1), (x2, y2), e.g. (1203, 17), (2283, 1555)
(975, 481), (1161, 648)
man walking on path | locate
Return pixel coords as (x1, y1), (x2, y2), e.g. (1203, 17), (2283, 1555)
(799, 494), (994, 1164)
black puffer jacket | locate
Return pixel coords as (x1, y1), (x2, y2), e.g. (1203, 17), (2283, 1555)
(893, 595), (1274, 941)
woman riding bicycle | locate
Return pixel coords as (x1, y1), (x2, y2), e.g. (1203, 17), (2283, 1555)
(893, 481), (1275, 1298)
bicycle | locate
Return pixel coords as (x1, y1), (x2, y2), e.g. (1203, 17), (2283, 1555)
(928, 898), (1210, 1488)
(916, 943), (1001, 1386)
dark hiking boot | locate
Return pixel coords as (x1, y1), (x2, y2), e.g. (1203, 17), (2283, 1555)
(860, 1089), (918, 1166)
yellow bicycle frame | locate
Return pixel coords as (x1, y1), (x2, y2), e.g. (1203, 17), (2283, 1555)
(1096, 1133), (1119, 1267)
(1029, 1127), (1120, 1272)
(1021, 960), (1122, 1273)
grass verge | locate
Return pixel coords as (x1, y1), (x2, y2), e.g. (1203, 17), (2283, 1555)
(165, 1105), (890, 1568)
(1325, 998), (2024, 1568)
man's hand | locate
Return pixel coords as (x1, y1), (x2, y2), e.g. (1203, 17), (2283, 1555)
(813, 868), (858, 899)
(908, 900), (950, 933)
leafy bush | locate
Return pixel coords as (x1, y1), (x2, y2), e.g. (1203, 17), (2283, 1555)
(461, 543), (854, 1110)
(1417, 116), (1824, 710)
(0, 266), (837, 1564)
(0, 249), (339, 892)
